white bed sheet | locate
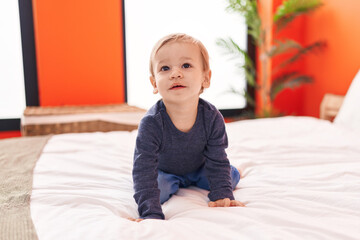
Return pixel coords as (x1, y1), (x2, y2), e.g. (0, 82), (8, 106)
(30, 116), (360, 240)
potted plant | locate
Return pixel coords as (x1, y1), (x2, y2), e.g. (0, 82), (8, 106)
(217, 0), (325, 117)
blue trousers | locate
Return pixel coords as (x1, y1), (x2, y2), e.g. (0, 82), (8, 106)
(157, 165), (240, 204)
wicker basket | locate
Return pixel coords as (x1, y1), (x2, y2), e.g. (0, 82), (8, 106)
(22, 104), (146, 136)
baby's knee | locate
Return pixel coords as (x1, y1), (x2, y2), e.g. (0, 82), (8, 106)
(157, 176), (175, 192)
(157, 171), (180, 191)
(157, 172), (180, 203)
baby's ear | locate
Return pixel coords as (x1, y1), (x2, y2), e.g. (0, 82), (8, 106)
(202, 70), (211, 89)
(150, 76), (158, 94)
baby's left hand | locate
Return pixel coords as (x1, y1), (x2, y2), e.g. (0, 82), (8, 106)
(127, 217), (144, 222)
(208, 198), (245, 207)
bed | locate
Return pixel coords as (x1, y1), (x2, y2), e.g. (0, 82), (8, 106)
(1, 71), (360, 240)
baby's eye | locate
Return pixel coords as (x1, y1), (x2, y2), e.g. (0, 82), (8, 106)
(182, 63), (191, 69)
(160, 66), (170, 71)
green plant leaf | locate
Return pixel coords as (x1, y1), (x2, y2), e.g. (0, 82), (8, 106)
(276, 41), (326, 69)
(270, 72), (313, 100)
(267, 39), (302, 57)
(245, 69), (256, 87)
(274, 0), (323, 32)
(216, 38), (245, 56)
(216, 37), (257, 88)
(244, 90), (256, 107)
(226, 0), (261, 45)
(228, 86), (243, 95)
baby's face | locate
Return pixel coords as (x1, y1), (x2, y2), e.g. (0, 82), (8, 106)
(150, 41), (210, 104)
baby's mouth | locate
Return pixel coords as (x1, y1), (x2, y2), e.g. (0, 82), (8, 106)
(170, 84), (185, 90)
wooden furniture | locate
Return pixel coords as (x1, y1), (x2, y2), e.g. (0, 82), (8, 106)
(320, 94), (344, 121)
(21, 104), (146, 136)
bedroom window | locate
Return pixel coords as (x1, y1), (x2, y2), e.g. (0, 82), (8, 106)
(124, 0), (249, 111)
(0, 1), (26, 122)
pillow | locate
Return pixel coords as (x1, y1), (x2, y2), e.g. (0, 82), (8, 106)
(334, 69), (360, 131)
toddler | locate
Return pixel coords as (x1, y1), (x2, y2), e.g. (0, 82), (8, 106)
(131, 33), (245, 221)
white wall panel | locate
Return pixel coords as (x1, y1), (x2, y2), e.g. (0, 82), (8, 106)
(0, 1), (26, 119)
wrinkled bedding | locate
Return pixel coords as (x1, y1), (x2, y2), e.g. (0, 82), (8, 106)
(30, 116), (360, 239)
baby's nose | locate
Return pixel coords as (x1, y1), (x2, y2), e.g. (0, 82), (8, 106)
(170, 68), (183, 79)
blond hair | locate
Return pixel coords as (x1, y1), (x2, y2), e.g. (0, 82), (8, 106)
(149, 33), (210, 77)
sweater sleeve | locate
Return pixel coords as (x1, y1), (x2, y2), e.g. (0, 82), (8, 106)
(132, 115), (164, 220)
(203, 111), (235, 201)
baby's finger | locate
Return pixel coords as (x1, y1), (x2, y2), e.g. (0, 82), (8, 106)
(223, 198), (231, 207)
(208, 201), (217, 207)
(127, 217), (144, 222)
(230, 200), (246, 207)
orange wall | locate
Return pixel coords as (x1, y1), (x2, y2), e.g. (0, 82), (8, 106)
(269, 0), (360, 117)
(302, 0), (360, 117)
(32, 0), (125, 106)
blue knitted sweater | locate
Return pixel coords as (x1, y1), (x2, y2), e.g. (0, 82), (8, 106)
(132, 98), (234, 219)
